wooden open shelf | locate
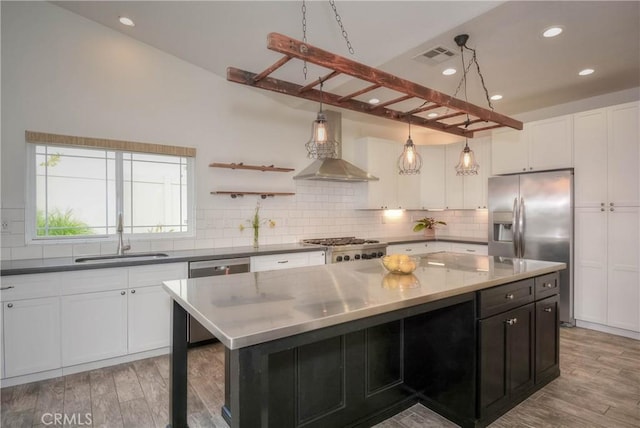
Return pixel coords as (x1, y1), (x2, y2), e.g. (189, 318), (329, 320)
(227, 33), (523, 138)
(211, 191), (295, 199)
(209, 162), (294, 172)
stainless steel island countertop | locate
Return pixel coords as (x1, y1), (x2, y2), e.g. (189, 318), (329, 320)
(163, 253), (565, 350)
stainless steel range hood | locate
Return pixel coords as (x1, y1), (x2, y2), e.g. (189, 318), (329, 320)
(293, 111), (378, 182)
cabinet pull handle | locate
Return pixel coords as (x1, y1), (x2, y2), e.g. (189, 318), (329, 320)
(120, 291), (126, 295)
(277, 260), (288, 264)
(466, 249), (476, 252)
(544, 307), (552, 313)
(131, 290), (136, 294)
(505, 293), (515, 300)
(7, 303), (13, 308)
(0, 286), (15, 290)
(506, 318), (518, 325)
(406, 249), (412, 252)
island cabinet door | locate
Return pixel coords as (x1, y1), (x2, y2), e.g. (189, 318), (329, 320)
(535, 294), (560, 383)
(478, 303), (534, 418)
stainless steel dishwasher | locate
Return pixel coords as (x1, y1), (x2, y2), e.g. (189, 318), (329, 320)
(188, 257), (250, 345)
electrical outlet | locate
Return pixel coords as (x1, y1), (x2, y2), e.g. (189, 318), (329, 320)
(1, 220), (9, 233)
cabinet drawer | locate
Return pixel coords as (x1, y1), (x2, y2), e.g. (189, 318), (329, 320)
(59, 268), (128, 295)
(450, 243), (488, 256)
(478, 279), (534, 318)
(534, 273), (559, 300)
(128, 263), (187, 288)
(0, 273), (60, 301)
(387, 242), (432, 255)
(251, 251), (325, 272)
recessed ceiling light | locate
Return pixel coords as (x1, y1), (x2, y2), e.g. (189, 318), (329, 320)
(442, 68), (457, 76)
(119, 16), (135, 27)
(368, 98), (380, 105)
(578, 68), (595, 76)
(490, 94), (503, 101)
(427, 113), (439, 118)
(542, 26), (563, 38)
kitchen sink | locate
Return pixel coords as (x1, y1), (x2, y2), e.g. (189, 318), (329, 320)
(75, 253), (170, 263)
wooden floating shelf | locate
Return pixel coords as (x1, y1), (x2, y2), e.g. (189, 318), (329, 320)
(211, 191), (296, 199)
(209, 162), (294, 173)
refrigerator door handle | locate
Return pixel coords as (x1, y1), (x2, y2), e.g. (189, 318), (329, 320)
(519, 197), (526, 258)
(512, 197), (519, 257)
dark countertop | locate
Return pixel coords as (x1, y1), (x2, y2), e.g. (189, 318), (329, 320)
(0, 243), (326, 276)
(163, 253), (565, 349)
(0, 236), (486, 276)
(377, 235), (488, 245)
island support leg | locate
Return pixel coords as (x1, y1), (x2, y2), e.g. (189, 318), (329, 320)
(169, 300), (189, 428)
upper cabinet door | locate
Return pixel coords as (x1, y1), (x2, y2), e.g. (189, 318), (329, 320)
(608, 102), (639, 207)
(528, 115), (573, 171)
(574, 108), (608, 207)
(491, 127), (528, 175)
(445, 142), (464, 209)
(419, 145), (446, 209)
(356, 137), (398, 209)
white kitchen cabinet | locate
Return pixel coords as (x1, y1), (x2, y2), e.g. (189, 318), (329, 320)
(574, 108), (608, 207)
(606, 206), (639, 331)
(127, 263), (186, 353)
(387, 241), (454, 255)
(3, 296), (61, 377)
(418, 145), (446, 209)
(607, 103), (639, 207)
(128, 285), (172, 353)
(61, 289), (128, 366)
(527, 115), (573, 171)
(575, 206), (639, 332)
(492, 116), (572, 175)
(0, 306), (3, 379)
(445, 143), (464, 209)
(444, 138), (490, 210)
(251, 250), (325, 272)
(574, 102), (639, 208)
(450, 243), (488, 256)
(355, 137), (422, 209)
(491, 127), (528, 175)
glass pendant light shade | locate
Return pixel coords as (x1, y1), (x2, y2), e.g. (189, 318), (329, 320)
(305, 111), (338, 159)
(397, 135), (422, 175)
(455, 140), (479, 176)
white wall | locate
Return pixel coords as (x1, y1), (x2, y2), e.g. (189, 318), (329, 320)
(2, 2), (485, 260)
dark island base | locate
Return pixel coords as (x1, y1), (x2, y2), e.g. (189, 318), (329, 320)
(169, 272), (561, 428)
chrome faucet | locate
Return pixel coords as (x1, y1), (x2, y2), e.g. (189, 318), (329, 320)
(116, 213), (131, 256)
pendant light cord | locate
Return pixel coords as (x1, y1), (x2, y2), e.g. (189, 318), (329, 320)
(318, 77), (324, 113)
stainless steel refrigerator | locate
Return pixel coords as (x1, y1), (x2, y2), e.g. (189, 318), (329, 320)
(488, 169), (574, 325)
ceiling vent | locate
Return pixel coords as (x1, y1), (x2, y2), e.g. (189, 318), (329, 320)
(412, 45), (457, 66)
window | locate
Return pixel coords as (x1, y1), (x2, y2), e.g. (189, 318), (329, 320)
(29, 144), (193, 240)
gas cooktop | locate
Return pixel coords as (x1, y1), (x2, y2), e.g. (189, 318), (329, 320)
(301, 237), (387, 263)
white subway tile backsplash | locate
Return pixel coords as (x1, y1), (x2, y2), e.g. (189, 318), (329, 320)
(11, 245), (43, 260)
(42, 244), (73, 259)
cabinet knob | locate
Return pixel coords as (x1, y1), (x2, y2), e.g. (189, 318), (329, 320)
(544, 283), (554, 288)
(610, 202), (614, 206)
(7, 303), (13, 308)
(121, 291), (126, 295)
(505, 318), (518, 326)
(522, 168), (526, 171)
(131, 289), (136, 294)
(543, 307), (553, 313)
(601, 208), (605, 212)
(505, 293), (515, 300)
(601, 202), (605, 206)
(610, 207), (615, 212)
(529, 167), (533, 170)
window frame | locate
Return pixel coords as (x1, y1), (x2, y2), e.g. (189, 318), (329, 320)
(26, 143), (196, 244)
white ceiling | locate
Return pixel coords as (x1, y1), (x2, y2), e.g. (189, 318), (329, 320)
(54, 1), (640, 138)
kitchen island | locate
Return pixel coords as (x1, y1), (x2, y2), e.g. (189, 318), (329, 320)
(163, 253), (565, 428)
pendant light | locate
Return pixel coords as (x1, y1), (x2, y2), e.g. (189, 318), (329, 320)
(305, 78), (338, 159)
(451, 34), (493, 175)
(397, 121), (422, 175)
(455, 138), (479, 176)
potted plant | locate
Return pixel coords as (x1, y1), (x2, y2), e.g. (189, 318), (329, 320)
(413, 217), (446, 238)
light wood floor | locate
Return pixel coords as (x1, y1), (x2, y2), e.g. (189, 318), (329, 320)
(1, 327), (638, 427)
